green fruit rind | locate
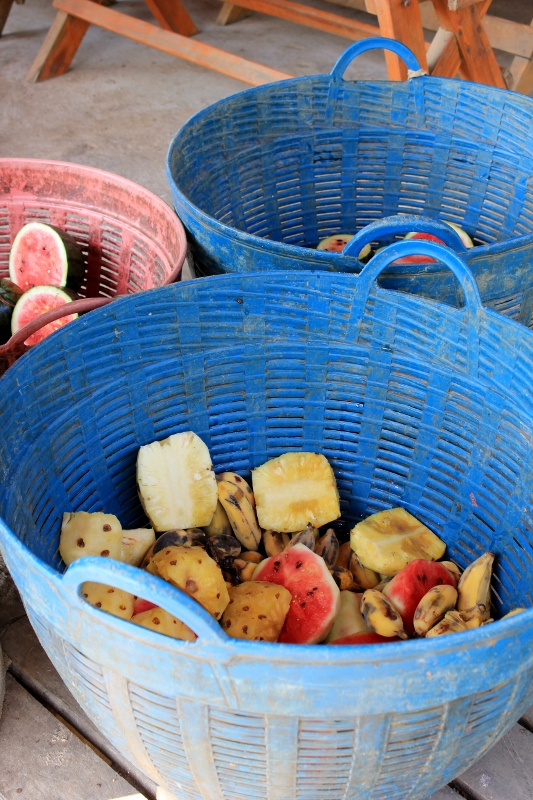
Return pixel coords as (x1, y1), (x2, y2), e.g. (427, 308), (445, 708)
(11, 285), (78, 346)
(9, 222), (84, 292)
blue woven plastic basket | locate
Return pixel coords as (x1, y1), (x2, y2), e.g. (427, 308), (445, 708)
(1, 242), (533, 800)
(167, 38), (533, 324)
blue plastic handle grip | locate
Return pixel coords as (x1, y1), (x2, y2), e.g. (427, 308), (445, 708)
(342, 215), (467, 259)
(330, 37), (423, 83)
(359, 239), (482, 312)
(61, 556), (228, 645)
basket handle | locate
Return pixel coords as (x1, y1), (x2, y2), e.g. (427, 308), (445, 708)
(3, 297), (113, 350)
(341, 215), (467, 259)
(330, 38), (424, 84)
(351, 239), (482, 373)
(61, 556), (228, 646)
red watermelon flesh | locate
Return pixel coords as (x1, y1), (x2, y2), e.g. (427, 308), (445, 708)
(391, 232), (445, 266)
(133, 598), (158, 615)
(331, 633), (401, 645)
(383, 559), (456, 635)
(11, 285), (78, 347)
(9, 222), (84, 292)
(253, 543), (340, 644)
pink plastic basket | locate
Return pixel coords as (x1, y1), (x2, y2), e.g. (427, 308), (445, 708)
(0, 158), (187, 373)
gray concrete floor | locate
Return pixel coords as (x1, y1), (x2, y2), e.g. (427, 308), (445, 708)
(2, 0), (531, 211)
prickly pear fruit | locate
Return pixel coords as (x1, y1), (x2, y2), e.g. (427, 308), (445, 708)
(132, 607), (197, 640)
(325, 591), (370, 643)
(120, 528), (155, 567)
(60, 511), (122, 566)
(383, 559), (456, 635)
(82, 582), (134, 619)
(221, 581), (292, 641)
(149, 545), (229, 620)
(350, 508), (446, 577)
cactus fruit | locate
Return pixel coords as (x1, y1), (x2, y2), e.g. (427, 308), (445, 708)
(120, 528), (156, 567)
(60, 511), (122, 566)
(149, 545), (229, 620)
(82, 582), (135, 619)
(252, 452), (340, 533)
(221, 581), (292, 641)
(137, 431), (218, 532)
(131, 607), (197, 641)
(350, 508), (446, 577)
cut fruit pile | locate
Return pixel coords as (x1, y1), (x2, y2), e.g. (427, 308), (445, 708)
(316, 220), (474, 264)
(2, 222), (85, 347)
(58, 431), (526, 645)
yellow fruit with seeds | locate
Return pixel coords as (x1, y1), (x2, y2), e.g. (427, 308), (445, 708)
(60, 511), (122, 566)
(132, 607), (196, 640)
(221, 581), (292, 642)
(82, 583), (134, 620)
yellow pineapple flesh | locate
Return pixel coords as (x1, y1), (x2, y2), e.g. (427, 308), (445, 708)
(131, 607), (197, 640)
(350, 508), (446, 577)
(252, 452), (340, 533)
(137, 431), (217, 532)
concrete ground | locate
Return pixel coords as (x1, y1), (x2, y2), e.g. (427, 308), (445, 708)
(1, 0), (532, 213)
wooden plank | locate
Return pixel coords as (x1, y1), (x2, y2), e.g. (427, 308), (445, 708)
(427, 787), (465, 800)
(143, 0), (197, 35)
(431, 0), (505, 88)
(217, 2), (251, 25)
(509, 15), (533, 95)
(26, 8), (93, 82)
(1, 617), (157, 799)
(453, 724), (533, 800)
(0, 0), (15, 35)
(0, 674), (144, 799)
(373, 0), (428, 80)
(210, 0), (380, 41)
(448, 0), (478, 9)
(51, 0), (293, 86)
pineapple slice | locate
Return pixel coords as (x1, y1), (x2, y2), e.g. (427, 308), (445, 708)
(252, 452), (340, 533)
(350, 508), (446, 577)
(60, 511), (122, 566)
(82, 582), (135, 619)
(149, 545), (230, 620)
(120, 528), (156, 567)
(131, 606), (197, 641)
(137, 431), (217, 532)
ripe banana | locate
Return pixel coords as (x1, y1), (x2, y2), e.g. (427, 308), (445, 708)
(263, 529), (290, 556)
(336, 541), (352, 569)
(457, 552), (494, 612)
(204, 501), (233, 538)
(216, 472), (255, 507)
(426, 610), (467, 637)
(413, 584), (458, 637)
(361, 589), (408, 639)
(460, 604), (487, 630)
(329, 566), (361, 592)
(217, 480), (261, 551)
(285, 524), (315, 551)
(349, 551), (381, 590)
(439, 560), (462, 584)
(314, 528), (339, 566)
(502, 608), (526, 619)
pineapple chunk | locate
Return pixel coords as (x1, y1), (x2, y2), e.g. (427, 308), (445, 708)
(221, 581), (292, 641)
(252, 452), (340, 533)
(137, 431), (217, 532)
(82, 582), (134, 619)
(60, 512), (122, 566)
(131, 607), (197, 640)
(120, 528), (156, 567)
(149, 545), (229, 620)
(350, 508), (446, 577)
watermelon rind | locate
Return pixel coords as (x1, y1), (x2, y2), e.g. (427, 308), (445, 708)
(253, 543), (340, 644)
(11, 285), (78, 347)
(0, 279), (24, 344)
(9, 222), (84, 293)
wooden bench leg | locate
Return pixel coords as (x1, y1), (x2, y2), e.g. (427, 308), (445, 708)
(508, 14), (533, 94)
(0, 0), (15, 35)
(217, 2), (251, 25)
(373, 0), (428, 81)
(143, 0), (197, 35)
(26, 8), (95, 82)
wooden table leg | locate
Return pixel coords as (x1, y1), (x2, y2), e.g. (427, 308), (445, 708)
(373, 0), (428, 81)
(143, 0), (197, 35)
(217, 2), (251, 25)
(431, 0), (505, 87)
(26, 7), (97, 81)
(0, 0), (15, 35)
(508, 14), (533, 94)
(429, 0), (491, 78)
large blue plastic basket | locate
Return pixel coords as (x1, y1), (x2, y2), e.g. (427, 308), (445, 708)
(167, 38), (533, 324)
(1, 242), (533, 800)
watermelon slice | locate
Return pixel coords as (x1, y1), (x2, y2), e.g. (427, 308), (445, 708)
(11, 286), (78, 347)
(0, 279), (24, 344)
(253, 543), (340, 644)
(317, 234), (372, 262)
(9, 222), (84, 293)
